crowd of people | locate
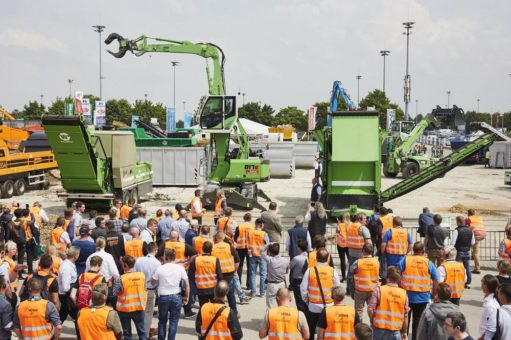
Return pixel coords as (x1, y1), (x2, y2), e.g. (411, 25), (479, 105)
(0, 191), (509, 339)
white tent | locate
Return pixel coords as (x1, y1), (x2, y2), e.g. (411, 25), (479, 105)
(238, 118), (270, 135)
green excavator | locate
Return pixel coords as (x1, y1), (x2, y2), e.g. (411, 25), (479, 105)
(105, 33), (270, 210)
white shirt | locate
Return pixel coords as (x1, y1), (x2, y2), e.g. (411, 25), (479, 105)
(58, 259), (77, 294)
(450, 229), (476, 247)
(0, 262), (10, 283)
(193, 199), (203, 215)
(60, 231), (71, 245)
(39, 209), (49, 223)
(479, 293), (500, 337)
(140, 229), (154, 244)
(152, 263), (188, 295)
(284, 228), (312, 253)
(85, 249), (119, 281)
(437, 260), (468, 283)
(300, 262), (340, 313)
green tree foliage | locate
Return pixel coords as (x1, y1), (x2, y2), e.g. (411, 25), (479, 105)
(20, 101), (45, 119)
(358, 89), (404, 127)
(273, 106), (308, 131)
(464, 110), (491, 125)
(176, 120), (184, 128)
(132, 100), (167, 125)
(47, 98), (66, 115)
(238, 102), (274, 126)
(105, 99), (132, 124)
(312, 102), (330, 130)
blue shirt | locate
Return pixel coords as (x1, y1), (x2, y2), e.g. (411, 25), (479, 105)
(72, 239), (96, 275)
(185, 229), (197, 247)
(157, 216), (174, 241)
(383, 229), (413, 266)
(135, 255), (161, 289)
(397, 256), (439, 303)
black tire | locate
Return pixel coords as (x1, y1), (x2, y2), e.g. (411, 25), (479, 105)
(403, 162), (420, 179)
(129, 187), (139, 203)
(13, 179), (26, 196)
(383, 162), (398, 178)
(1, 180), (15, 198)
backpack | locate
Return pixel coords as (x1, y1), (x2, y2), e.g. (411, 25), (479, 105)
(10, 221), (26, 244)
(75, 273), (102, 309)
(20, 273), (53, 301)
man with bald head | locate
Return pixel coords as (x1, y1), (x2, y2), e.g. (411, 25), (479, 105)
(124, 226), (148, 258)
(259, 287), (309, 339)
(163, 230), (196, 267)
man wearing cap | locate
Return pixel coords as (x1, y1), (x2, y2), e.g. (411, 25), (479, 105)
(71, 225), (96, 275)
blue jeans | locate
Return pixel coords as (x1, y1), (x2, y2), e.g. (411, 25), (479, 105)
(347, 255), (359, 296)
(224, 275), (238, 314)
(456, 251), (472, 285)
(158, 294), (182, 340)
(230, 273), (247, 300)
(183, 280), (196, 314)
(118, 310), (147, 340)
(249, 256), (267, 295)
(372, 327), (401, 340)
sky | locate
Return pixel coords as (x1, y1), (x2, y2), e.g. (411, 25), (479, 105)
(1, 0), (510, 121)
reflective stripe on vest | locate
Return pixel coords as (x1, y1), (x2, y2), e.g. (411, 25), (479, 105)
(165, 241), (188, 268)
(346, 223), (364, 249)
(386, 228), (409, 255)
(236, 223), (254, 249)
(354, 257), (379, 292)
(116, 272), (147, 312)
(337, 222), (348, 248)
(401, 256), (432, 292)
(441, 261), (465, 298)
(194, 236), (210, 255)
(212, 242), (235, 274)
(195, 256), (218, 290)
(381, 215), (394, 236)
(77, 305), (117, 340)
(372, 285), (406, 331)
(200, 302), (231, 339)
(248, 229), (266, 257)
(267, 306), (302, 340)
(324, 305), (356, 340)
(124, 240), (144, 258)
(307, 251), (331, 269)
(18, 299), (53, 340)
(308, 265), (334, 304)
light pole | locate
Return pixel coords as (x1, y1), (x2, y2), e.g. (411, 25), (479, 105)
(238, 89), (246, 106)
(403, 22), (415, 121)
(68, 79), (74, 98)
(92, 25), (106, 100)
(144, 93), (148, 103)
(40, 94), (44, 106)
(379, 51), (390, 94)
(356, 75), (362, 106)
(183, 101), (186, 113)
(447, 90), (451, 108)
(171, 61), (179, 110)
(415, 99), (418, 118)
(477, 98), (480, 113)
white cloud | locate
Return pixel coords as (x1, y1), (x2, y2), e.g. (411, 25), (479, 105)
(0, 28), (69, 53)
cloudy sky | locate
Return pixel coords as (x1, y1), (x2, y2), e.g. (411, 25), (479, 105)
(1, 0), (510, 120)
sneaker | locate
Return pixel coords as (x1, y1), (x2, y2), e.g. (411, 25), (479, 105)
(471, 270), (481, 274)
(184, 311), (197, 319)
(236, 312), (241, 319)
(238, 297), (251, 305)
(256, 292), (265, 297)
(465, 284), (471, 289)
(341, 277), (346, 283)
(247, 291), (255, 298)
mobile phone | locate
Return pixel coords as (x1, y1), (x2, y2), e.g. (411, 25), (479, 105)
(25, 204), (29, 209)
(310, 202), (316, 207)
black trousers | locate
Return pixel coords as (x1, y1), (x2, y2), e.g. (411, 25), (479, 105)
(17, 241), (35, 276)
(337, 246), (349, 279)
(306, 310), (320, 340)
(59, 293), (77, 322)
(451, 297), (460, 305)
(237, 248), (252, 287)
(408, 302), (428, 340)
(198, 294), (214, 307)
(291, 279), (307, 314)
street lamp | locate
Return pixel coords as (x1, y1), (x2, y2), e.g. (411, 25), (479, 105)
(403, 21), (415, 120)
(92, 25), (106, 100)
(183, 101), (186, 113)
(415, 99), (418, 118)
(447, 91), (451, 109)
(171, 61), (179, 110)
(238, 89), (246, 106)
(477, 98), (480, 113)
(68, 79), (74, 98)
(379, 51), (390, 94)
(40, 94), (44, 106)
(356, 75), (362, 106)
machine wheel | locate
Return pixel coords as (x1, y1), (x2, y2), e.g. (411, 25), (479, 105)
(1, 180), (15, 198)
(129, 187), (139, 203)
(403, 162), (420, 179)
(383, 163), (398, 178)
(13, 179), (26, 196)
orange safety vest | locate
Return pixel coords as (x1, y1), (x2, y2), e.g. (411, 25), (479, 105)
(501, 239), (511, 263)
(267, 306), (302, 340)
(190, 197), (204, 218)
(124, 240), (144, 258)
(3, 257), (17, 289)
(236, 223), (254, 250)
(337, 222), (348, 248)
(116, 271), (147, 312)
(77, 305), (117, 340)
(346, 222), (364, 249)
(212, 242), (235, 274)
(307, 251), (331, 269)
(215, 197), (225, 217)
(200, 302), (231, 339)
(172, 210), (180, 220)
(51, 256), (62, 277)
(195, 256), (218, 290)
(308, 265), (334, 305)
(30, 206), (42, 226)
(401, 255), (431, 292)
(20, 218), (33, 240)
(51, 227), (68, 252)
(248, 229), (266, 257)
(354, 257), (380, 292)
(385, 228), (409, 255)
(468, 215), (486, 238)
(372, 285), (407, 331)
(120, 205), (132, 220)
(380, 215), (394, 237)
(165, 241), (188, 268)
(217, 217), (231, 232)
(323, 305), (356, 340)
(18, 298), (54, 340)
(194, 235), (210, 255)
(441, 261), (465, 298)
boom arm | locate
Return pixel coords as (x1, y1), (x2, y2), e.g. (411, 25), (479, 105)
(394, 115), (437, 157)
(105, 33), (226, 96)
(330, 81), (356, 112)
(0, 107), (15, 121)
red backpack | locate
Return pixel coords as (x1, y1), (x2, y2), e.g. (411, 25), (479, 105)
(76, 273), (102, 309)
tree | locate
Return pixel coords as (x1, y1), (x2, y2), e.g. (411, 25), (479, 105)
(176, 120), (184, 128)
(312, 102), (330, 130)
(358, 89), (404, 127)
(47, 98), (66, 115)
(105, 99), (132, 124)
(238, 102), (274, 126)
(20, 101), (45, 119)
(273, 106), (308, 131)
(132, 100), (166, 126)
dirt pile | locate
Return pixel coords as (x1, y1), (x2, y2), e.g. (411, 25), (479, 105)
(447, 203), (505, 216)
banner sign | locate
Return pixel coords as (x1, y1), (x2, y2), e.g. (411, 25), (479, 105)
(308, 106), (317, 131)
(386, 109), (396, 132)
(82, 98), (91, 125)
(131, 115), (140, 128)
(74, 91), (84, 114)
(184, 112), (193, 128)
(94, 101), (106, 128)
(166, 107), (176, 133)
(65, 103), (74, 115)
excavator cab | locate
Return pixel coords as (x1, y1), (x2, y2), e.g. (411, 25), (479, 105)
(199, 96), (237, 131)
